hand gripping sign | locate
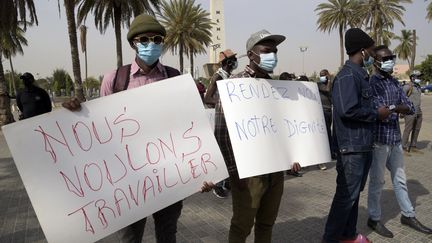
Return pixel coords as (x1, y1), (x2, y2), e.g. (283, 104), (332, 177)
(2, 74), (228, 243)
(217, 78), (331, 179)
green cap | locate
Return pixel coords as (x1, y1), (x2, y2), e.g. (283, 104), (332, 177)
(127, 14), (166, 43)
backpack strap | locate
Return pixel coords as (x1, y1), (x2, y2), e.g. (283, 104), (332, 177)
(112, 64), (132, 93)
(112, 64), (180, 93)
(164, 65), (181, 78)
(406, 83), (414, 97)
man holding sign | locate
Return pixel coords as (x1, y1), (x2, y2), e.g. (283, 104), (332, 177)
(64, 14), (186, 243)
(214, 29), (300, 243)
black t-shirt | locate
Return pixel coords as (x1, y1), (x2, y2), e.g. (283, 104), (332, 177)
(16, 86), (52, 119)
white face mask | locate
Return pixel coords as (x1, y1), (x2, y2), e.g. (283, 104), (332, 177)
(252, 51), (278, 72)
(319, 76), (328, 82)
(414, 79), (421, 84)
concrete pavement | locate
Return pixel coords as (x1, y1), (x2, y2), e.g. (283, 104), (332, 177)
(1, 96), (432, 243)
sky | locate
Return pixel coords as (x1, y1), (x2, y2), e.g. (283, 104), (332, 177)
(7, 0), (432, 80)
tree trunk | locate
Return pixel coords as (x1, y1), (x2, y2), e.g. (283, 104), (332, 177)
(0, 51), (14, 126)
(339, 25), (344, 67)
(114, 5), (123, 68)
(64, 0), (85, 101)
(190, 50), (194, 78)
(9, 57), (16, 95)
(410, 29), (416, 72)
(179, 44), (184, 74)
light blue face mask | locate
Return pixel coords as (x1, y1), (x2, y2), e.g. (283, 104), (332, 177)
(252, 51), (278, 72)
(379, 60), (395, 73)
(136, 42), (162, 65)
(414, 79), (421, 84)
(319, 76), (328, 82)
(362, 50), (374, 68)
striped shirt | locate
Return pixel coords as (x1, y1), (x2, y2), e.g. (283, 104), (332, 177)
(370, 73), (415, 145)
(214, 65), (271, 174)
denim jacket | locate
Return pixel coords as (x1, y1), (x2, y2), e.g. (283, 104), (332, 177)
(332, 61), (378, 153)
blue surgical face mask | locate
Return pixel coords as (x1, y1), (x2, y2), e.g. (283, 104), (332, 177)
(136, 42), (162, 65)
(414, 79), (421, 84)
(252, 51), (278, 72)
(362, 50), (374, 68)
(379, 60), (395, 73)
(319, 76), (328, 83)
(232, 61), (238, 70)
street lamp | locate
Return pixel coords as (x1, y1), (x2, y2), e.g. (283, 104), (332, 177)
(299, 46), (308, 75)
(210, 43), (221, 63)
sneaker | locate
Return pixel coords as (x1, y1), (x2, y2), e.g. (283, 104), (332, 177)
(222, 180), (231, 191)
(213, 186), (228, 199)
(318, 164), (327, 170)
(286, 170), (303, 177)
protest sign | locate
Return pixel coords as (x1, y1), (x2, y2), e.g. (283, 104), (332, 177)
(217, 78), (331, 178)
(2, 74), (228, 243)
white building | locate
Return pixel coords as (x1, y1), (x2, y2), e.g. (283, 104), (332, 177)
(209, 0), (226, 64)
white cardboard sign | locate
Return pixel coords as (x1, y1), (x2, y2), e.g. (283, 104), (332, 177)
(2, 74), (228, 243)
(217, 78), (331, 178)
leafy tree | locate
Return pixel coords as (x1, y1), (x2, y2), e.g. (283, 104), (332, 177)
(394, 29), (417, 70)
(52, 69), (71, 96)
(427, 0), (432, 21)
(315, 0), (361, 67)
(57, 0), (85, 101)
(0, 0), (38, 126)
(77, 0), (161, 68)
(359, 0), (412, 45)
(159, 0), (214, 74)
(414, 55), (432, 83)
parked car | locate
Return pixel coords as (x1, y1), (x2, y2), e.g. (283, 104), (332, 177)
(421, 84), (432, 93)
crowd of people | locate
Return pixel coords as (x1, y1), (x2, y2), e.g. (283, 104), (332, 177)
(15, 13), (429, 243)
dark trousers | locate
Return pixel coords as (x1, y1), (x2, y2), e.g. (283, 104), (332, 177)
(323, 110), (334, 156)
(402, 113), (423, 148)
(229, 172), (284, 243)
(117, 201), (183, 243)
(323, 152), (372, 242)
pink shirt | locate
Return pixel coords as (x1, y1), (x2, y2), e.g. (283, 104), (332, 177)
(100, 60), (169, 96)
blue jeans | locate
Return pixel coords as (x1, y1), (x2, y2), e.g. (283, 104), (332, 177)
(368, 143), (415, 221)
(323, 152), (372, 242)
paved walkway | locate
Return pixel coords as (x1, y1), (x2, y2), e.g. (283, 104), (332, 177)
(1, 96), (432, 243)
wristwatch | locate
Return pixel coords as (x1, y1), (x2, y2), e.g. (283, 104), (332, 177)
(388, 105), (396, 112)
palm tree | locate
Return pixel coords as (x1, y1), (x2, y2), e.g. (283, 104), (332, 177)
(427, 1), (432, 21)
(359, 0), (412, 45)
(79, 25), (88, 80)
(58, 0), (86, 101)
(0, 0), (38, 126)
(185, 3), (213, 77)
(2, 24), (28, 96)
(394, 29), (415, 69)
(77, 0), (161, 68)
(315, 0), (361, 67)
(0, 0), (38, 32)
(159, 0), (214, 74)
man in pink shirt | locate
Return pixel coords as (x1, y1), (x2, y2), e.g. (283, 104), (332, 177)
(64, 13), (186, 243)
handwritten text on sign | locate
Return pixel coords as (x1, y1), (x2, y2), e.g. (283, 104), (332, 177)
(217, 78), (331, 178)
(2, 74), (228, 243)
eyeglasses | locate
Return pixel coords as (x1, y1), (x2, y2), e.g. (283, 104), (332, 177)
(133, 35), (164, 45)
(381, 55), (396, 62)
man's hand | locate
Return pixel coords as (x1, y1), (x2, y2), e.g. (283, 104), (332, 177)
(62, 97), (82, 111)
(291, 162), (301, 172)
(377, 106), (391, 120)
(200, 181), (215, 193)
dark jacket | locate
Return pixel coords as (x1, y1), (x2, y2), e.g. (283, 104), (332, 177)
(16, 85), (52, 119)
(332, 60), (378, 153)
